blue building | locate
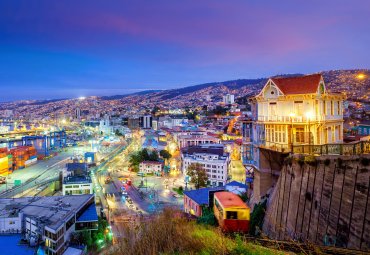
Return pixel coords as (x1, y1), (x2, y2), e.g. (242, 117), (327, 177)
(358, 120), (370, 136)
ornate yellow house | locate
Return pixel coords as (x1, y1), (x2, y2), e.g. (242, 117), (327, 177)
(243, 74), (345, 167)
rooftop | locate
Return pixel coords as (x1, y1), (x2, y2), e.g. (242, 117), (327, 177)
(184, 187), (224, 205)
(140, 161), (163, 165)
(0, 194), (94, 231)
(76, 203), (98, 222)
(271, 74), (322, 95)
(66, 163), (88, 172)
(226, 181), (248, 189)
(214, 191), (249, 209)
(63, 175), (92, 184)
(181, 144), (226, 157)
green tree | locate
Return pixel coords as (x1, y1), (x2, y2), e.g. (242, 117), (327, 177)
(238, 191), (249, 202)
(129, 148), (160, 172)
(160, 149), (172, 163)
(115, 129), (123, 136)
(187, 163), (208, 189)
(151, 105), (160, 115)
(197, 207), (217, 225)
(249, 200), (267, 236)
(140, 148), (150, 160)
(148, 151), (159, 161)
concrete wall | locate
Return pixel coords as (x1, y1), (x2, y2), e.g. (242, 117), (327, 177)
(263, 155), (370, 251)
(250, 148), (288, 206)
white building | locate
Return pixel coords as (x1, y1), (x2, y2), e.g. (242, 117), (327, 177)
(223, 94), (235, 105)
(181, 144), (230, 187)
(99, 114), (113, 135)
(140, 115), (152, 129)
(62, 176), (93, 195)
(157, 116), (188, 129)
(139, 161), (163, 174)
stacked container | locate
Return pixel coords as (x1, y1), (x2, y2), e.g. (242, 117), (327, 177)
(0, 148), (9, 176)
(10, 146), (37, 170)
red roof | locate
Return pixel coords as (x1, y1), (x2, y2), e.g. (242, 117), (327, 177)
(214, 192), (249, 209)
(271, 74), (322, 95)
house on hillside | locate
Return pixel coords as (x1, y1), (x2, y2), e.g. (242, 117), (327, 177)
(243, 74), (346, 169)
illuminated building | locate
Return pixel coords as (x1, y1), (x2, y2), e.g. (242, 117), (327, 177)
(181, 144), (230, 186)
(243, 74), (345, 168)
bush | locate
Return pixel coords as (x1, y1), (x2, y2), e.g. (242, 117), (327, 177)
(197, 207), (217, 226)
(304, 155), (317, 167)
(249, 200), (267, 236)
(111, 208), (286, 255)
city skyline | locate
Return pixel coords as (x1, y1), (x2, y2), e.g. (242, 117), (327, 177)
(1, 0), (370, 100)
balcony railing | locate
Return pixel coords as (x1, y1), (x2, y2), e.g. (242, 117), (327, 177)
(292, 141), (370, 155)
(258, 141), (370, 156)
(257, 115), (341, 123)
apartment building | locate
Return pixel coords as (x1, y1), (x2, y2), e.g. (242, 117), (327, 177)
(0, 194), (97, 255)
(63, 163), (92, 196)
(181, 144), (230, 186)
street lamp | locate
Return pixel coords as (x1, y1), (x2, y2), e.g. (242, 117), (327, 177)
(289, 112), (295, 153)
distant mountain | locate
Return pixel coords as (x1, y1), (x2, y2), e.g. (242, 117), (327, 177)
(100, 90), (162, 100)
(0, 69), (368, 116)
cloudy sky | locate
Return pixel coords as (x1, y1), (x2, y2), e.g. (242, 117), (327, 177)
(0, 0), (369, 100)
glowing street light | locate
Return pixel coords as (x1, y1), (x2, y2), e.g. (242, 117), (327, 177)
(305, 111), (313, 120)
(289, 112), (296, 118)
(357, 73), (366, 80)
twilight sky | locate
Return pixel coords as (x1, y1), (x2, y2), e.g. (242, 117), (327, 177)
(0, 0), (369, 101)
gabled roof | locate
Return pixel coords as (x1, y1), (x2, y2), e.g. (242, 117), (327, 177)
(270, 74), (322, 95)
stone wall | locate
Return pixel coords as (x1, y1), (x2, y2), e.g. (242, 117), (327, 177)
(263, 155), (370, 251)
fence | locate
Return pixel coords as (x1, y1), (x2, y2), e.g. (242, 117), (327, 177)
(292, 140), (370, 155)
